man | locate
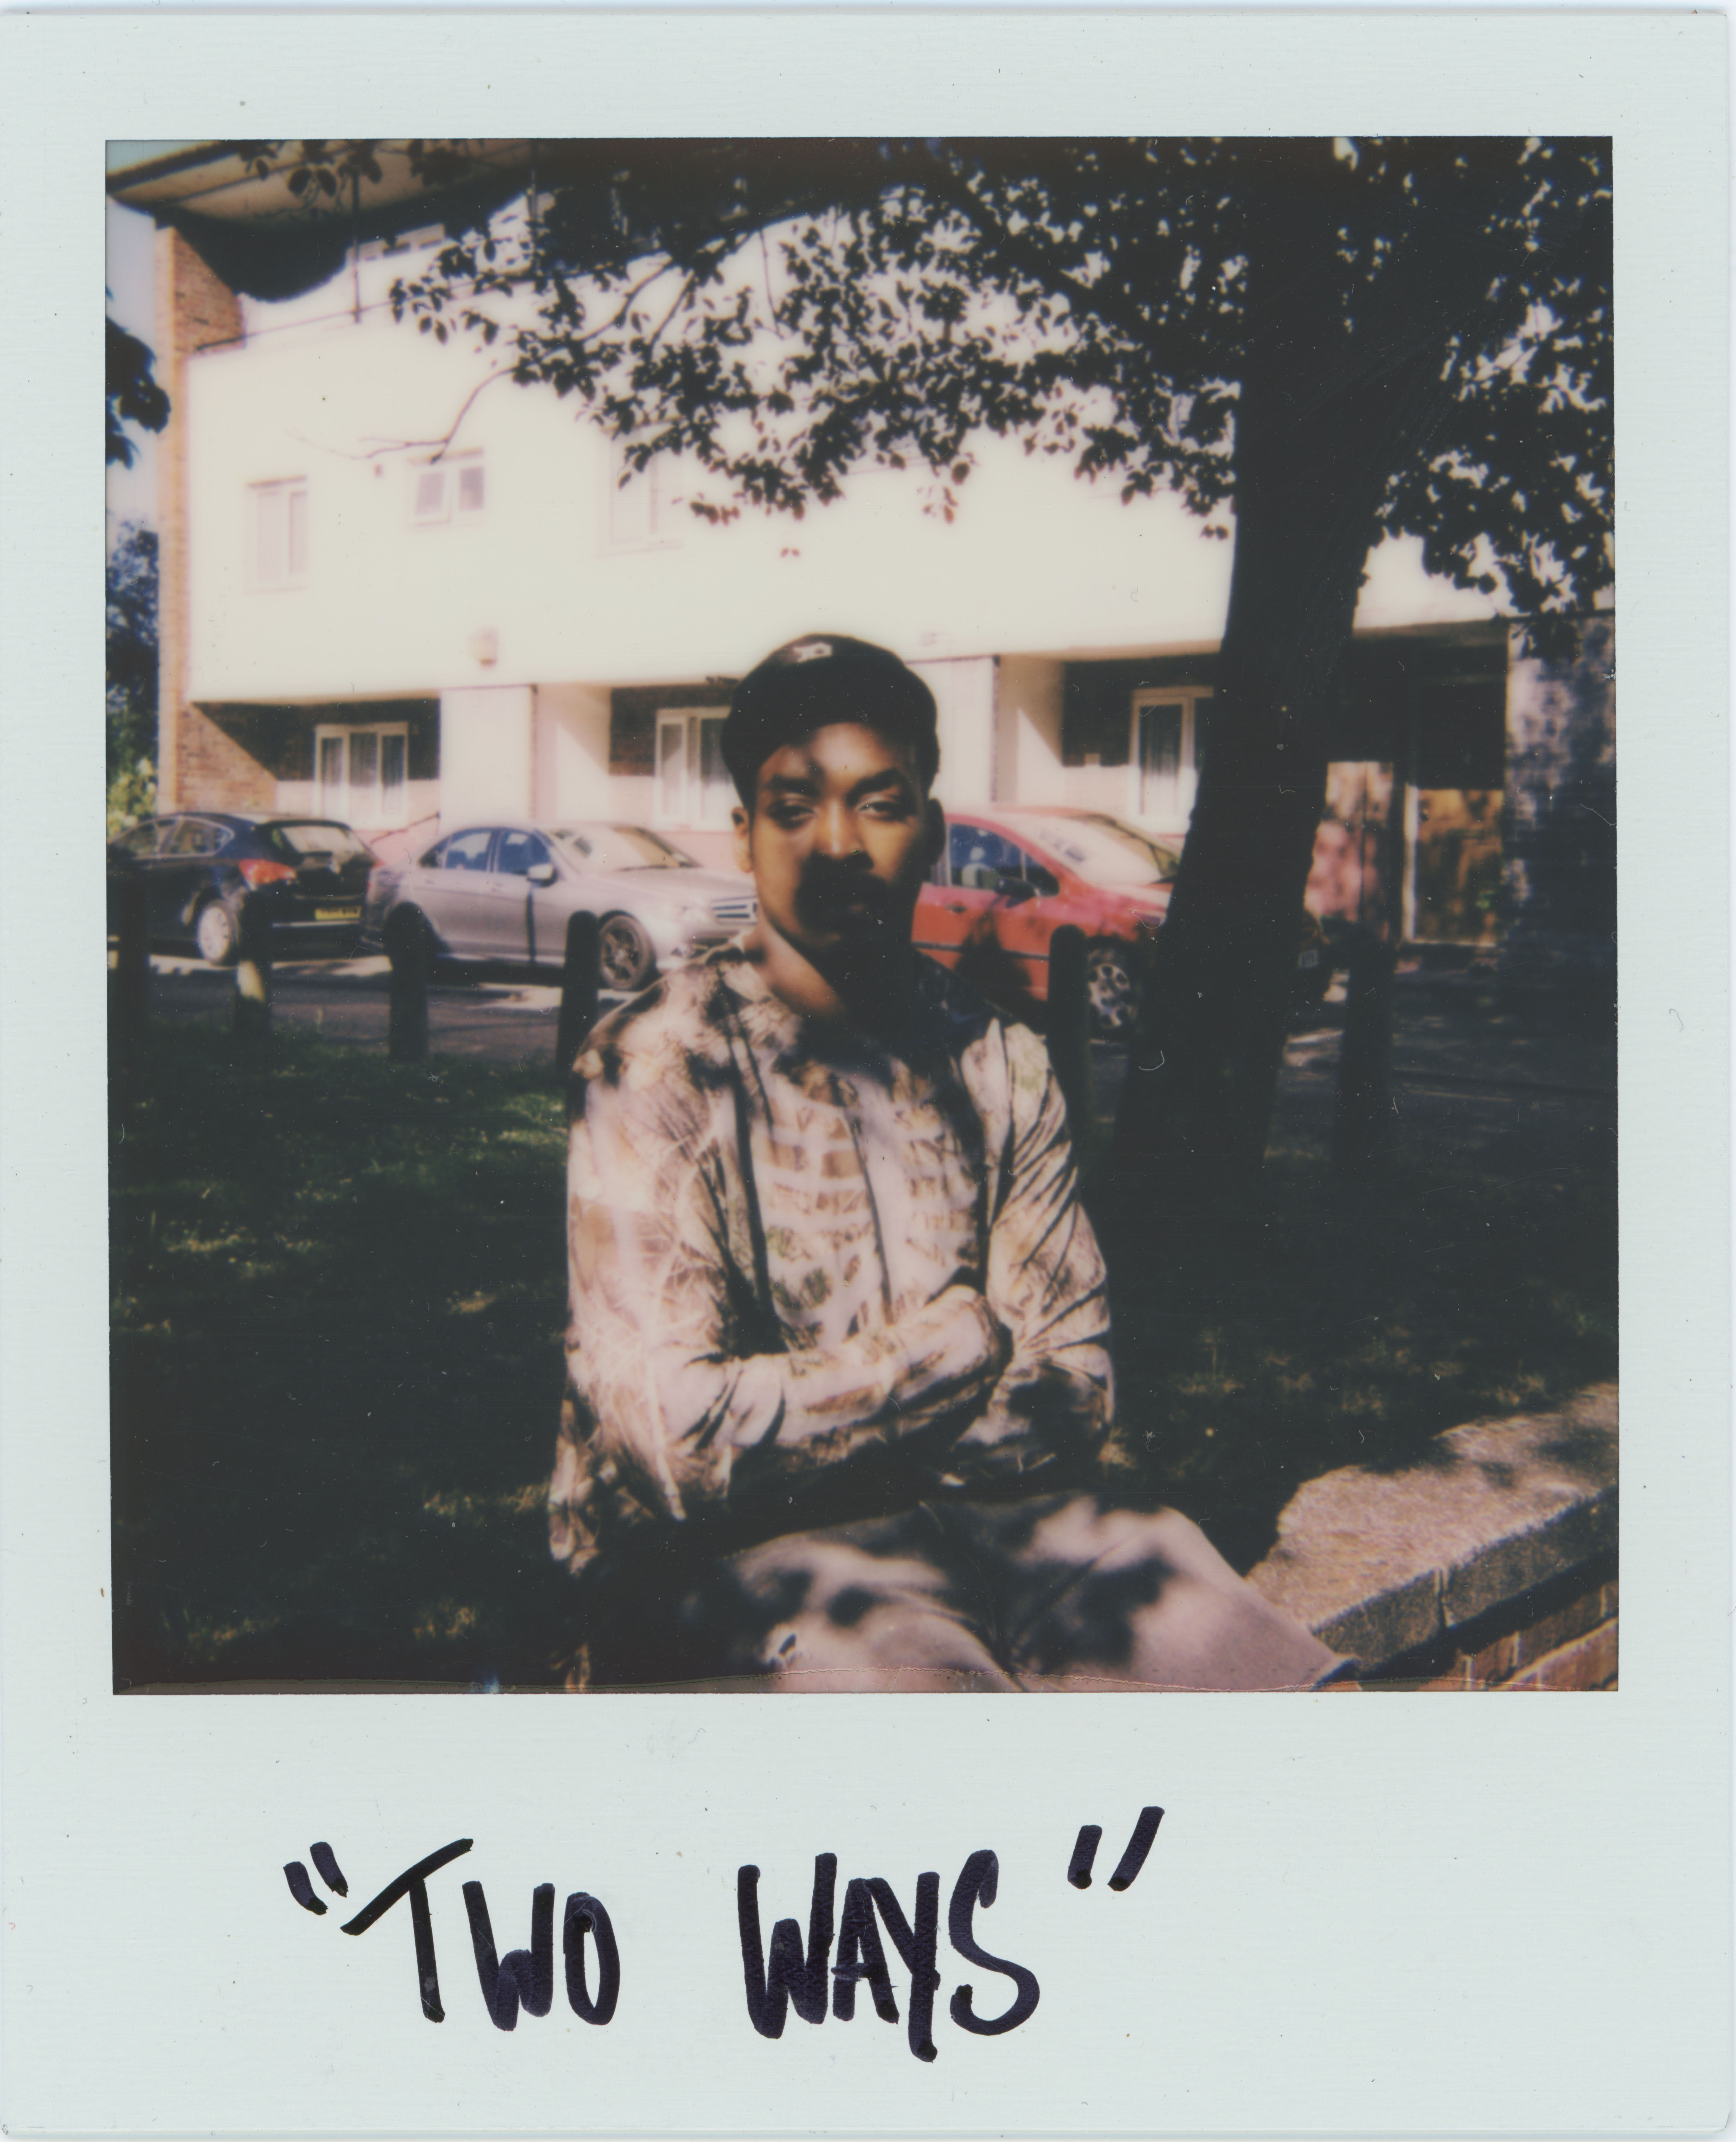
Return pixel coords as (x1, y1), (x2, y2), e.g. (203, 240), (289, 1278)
(549, 635), (1343, 1691)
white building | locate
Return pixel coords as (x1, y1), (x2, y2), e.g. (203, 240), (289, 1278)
(111, 141), (1609, 962)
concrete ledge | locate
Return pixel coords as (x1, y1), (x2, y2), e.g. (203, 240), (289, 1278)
(1247, 1385), (1616, 1669)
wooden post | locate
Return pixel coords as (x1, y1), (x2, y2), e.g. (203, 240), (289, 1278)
(556, 912), (601, 1074)
(1332, 928), (1396, 1171)
(1045, 925), (1101, 1178)
(231, 898), (273, 1050)
(387, 917), (430, 1062)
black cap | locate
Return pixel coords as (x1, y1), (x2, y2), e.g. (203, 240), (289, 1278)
(722, 634), (940, 803)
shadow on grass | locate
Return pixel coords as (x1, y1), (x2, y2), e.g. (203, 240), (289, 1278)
(110, 1019), (1617, 1688)
(111, 1026), (574, 1689)
(1099, 1134), (1617, 1574)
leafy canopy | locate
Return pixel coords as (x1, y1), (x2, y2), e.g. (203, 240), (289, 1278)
(362, 136), (1610, 622)
(107, 520), (158, 782)
(106, 313), (169, 467)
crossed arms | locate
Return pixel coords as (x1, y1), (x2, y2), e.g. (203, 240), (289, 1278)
(562, 1026), (1114, 1537)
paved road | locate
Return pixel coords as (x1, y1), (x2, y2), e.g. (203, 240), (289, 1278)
(138, 955), (1615, 1166)
(144, 954), (588, 1074)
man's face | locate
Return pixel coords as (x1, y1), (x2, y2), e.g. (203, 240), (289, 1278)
(732, 720), (939, 968)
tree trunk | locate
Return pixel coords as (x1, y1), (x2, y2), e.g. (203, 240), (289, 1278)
(1102, 170), (1510, 1261)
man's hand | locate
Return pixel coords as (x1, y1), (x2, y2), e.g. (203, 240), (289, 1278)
(896, 1284), (1012, 1422)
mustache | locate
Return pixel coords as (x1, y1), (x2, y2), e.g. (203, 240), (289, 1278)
(796, 863), (893, 918)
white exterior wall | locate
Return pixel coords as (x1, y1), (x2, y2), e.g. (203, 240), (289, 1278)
(532, 683), (613, 821)
(440, 686), (534, 825)
(994, 655), (1066, 807)
(911, 657), (996, 808)
(183, 250), (1265, 708)
(178, 246), (1500, 827)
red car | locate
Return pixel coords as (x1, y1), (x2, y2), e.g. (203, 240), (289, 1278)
(916, 806), (1331, 1039)
(915, 809), (1179, 1038)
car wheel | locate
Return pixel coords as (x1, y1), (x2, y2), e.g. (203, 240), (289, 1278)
(384, 906), (439, 980)
(1086, 943), (1140, 1040)
(194, 897), (241, 967)
(598, 915), (656, 993)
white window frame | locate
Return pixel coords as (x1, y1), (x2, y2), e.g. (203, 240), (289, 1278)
(408, 449), (485, 527)
(249, 477), (309, 589)
(1128, 688), (1210, 831)
(314, 722), (412, 830)
(653, 708), (732, 831)
(603, 437), (675, 551)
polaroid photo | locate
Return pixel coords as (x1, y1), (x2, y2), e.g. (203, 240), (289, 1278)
(1, 7), (1729, 2135)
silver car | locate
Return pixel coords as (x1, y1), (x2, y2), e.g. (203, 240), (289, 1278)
(361, 821), (757, 991)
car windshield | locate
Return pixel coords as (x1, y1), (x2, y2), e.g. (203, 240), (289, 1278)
(263, 822), (374, 865)
(550, 824), (697, 870)
(1010, 815), (1180, 888)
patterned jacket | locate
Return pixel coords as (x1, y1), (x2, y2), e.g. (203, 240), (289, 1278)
(548, 944), (1112, 1581)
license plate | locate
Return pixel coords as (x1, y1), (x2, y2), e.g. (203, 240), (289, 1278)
(314, 905), (361, 922)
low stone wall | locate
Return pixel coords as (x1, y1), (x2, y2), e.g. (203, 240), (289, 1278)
(1248, 1384), (1617, 1690)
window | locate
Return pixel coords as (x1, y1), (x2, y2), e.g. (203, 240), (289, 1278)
(654, 710), (732, 829)
(606, 438), (672, 549)
(251, 479), (308, 587)
(315, 723), (410, 829)
(437, 829), (496, 872)
(1129, 690), (1210, 830)
(553, 824), (695, 870)
(495, 830), (554, 877)
(165, 818), (235, 857)
(410, 451), (485, 525)
(950, 823), (1024, 882)
(265, 822), (373, 865)
(115, 821), (163, 858)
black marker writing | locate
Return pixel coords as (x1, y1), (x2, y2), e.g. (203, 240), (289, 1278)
(1067, 1807), (1165, 1892)
(948, 1850), (1040, 2036)
(737, 1852), (1035, 2058)
(285, 1840), (617, 2033)
(737, 1855), (836, 2038)
(832, 1878), (900, 2027)
(563, 1892), (621, 2025)
(283, 1840), (349, 1915)
(340, 1839), (475, 2022)
(463, 1881), (554, 2032)
(865, 1873), (941, 2062)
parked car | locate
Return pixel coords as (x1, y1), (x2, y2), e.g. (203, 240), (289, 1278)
(105, 813), (376, 965)
(361, 821), (758, 991)
(915, 807), (1331, 1038)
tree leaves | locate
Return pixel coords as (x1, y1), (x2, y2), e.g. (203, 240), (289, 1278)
(106, 316), (168, 467)
(369, 135), (1607, 627)
(107, 521), (158, 781)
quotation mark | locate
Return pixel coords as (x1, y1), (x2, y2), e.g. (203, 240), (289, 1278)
(1066, 1806), (1163, 1891)
(283, 1837), (616, 2031)
(285, 1837), (475, 2020)
(284, 1841), (349, 1913)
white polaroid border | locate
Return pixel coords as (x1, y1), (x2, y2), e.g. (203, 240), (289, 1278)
(2, 10), (1729, 2136)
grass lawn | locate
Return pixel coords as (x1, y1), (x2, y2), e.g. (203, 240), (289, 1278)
(110, 1022), (1616, 1688)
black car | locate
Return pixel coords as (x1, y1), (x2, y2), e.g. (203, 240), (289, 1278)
(106, 813), (377, 965)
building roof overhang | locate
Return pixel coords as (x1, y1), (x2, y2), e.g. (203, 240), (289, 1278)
(107, 140), (539, 300)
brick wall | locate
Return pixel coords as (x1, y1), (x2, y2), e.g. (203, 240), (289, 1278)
(154, 227), (244, 810)
(1249, 1385), (1617, 1691)
(176, 705), (275, 813)
(1363, 1559), (1618, 1691)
